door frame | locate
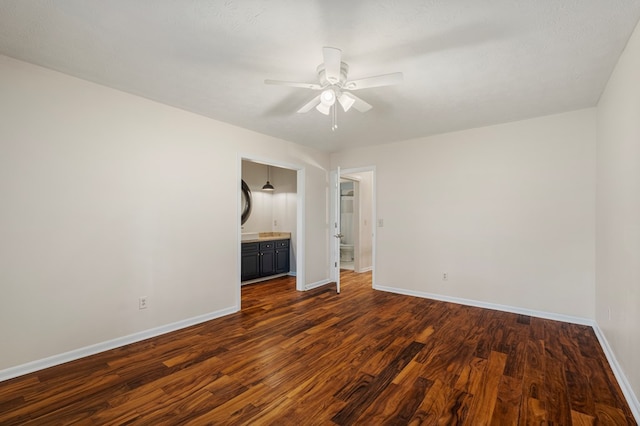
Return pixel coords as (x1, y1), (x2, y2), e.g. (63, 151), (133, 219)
(330, 166), (376, 288)
(238, 155), (306, 310)
(329, 167), (341, 292)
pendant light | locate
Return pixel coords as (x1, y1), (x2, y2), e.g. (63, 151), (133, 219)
(262, 166), (275, 191)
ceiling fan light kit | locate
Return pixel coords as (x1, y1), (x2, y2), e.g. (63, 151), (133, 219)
(316, 101), (332, 116)
(338, 92), (355, 112)
(265, 47), (403, 130)
(320, 89), (336, 105)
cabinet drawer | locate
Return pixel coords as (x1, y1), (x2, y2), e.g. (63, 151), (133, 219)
(241, 242), (259, 253)
(274, 239), (289, 249)
(259, 241), (275, 251)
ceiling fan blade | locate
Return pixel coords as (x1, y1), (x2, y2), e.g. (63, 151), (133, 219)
(344, 72), (403, 90)
(297, 95), (321, 113)
(323, 47), (342, 84)
(346, 93), (373, 113)
(265, 79), (322, 90)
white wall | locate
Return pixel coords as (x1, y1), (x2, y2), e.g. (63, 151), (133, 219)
(596, 18), (640, 408)
(0, 55), (329, 371)
(333, 109), (596, 319)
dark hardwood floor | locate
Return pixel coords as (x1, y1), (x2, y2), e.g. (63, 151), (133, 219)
(0, 271), (635, 425)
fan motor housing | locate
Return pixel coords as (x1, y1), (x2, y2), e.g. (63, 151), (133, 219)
(317, 62), (349, 87)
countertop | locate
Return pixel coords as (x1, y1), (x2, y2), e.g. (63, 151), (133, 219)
(241, 232), (291, 243)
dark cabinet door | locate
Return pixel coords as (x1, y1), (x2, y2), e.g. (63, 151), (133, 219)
(260, 250), (276, 276)
(241, 243), (260, 281)
(259, 241), (276, 276)
(275, 240), (290, 274)
(242, 239), (290, 281)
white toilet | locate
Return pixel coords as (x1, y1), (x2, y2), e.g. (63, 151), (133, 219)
(340, 244), (354, 262)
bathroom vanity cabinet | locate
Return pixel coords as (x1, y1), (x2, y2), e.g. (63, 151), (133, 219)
(241, 239), (290, 282)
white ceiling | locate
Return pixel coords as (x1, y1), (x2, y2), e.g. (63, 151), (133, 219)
(1, 1), (639, 153)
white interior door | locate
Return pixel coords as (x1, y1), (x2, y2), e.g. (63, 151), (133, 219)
(331, 167), (341, 293)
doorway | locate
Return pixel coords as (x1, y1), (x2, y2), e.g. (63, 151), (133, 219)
(238, 158), (305, 310)
(338, 178), (357, 271)
(331, 167), (376, 288)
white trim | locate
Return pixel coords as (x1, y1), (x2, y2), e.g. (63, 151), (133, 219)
(0, 306), (237, 383)
(374, 284), (594, 326)
(330, 168), (341, 287)
(357, 266), (372, 273)
(295, 168), (305, 291)
(237, 156), (244, 311)
(371, 168), (377, 288)
(241, 273), (289, 286)
(305, 279), (332, 290)
(592, 325), (640, 422)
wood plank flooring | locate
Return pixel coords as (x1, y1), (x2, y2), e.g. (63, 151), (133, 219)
(0, 271), (635, 425)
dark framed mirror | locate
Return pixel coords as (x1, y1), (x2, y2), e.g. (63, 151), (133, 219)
(241, 179), (252, 225)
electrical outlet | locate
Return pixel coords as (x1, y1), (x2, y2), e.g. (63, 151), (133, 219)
(139, 296), (148, 310)
(378, 218), (384, 227)
(274, 219), (278, 227)
(443, 273), (448, 281)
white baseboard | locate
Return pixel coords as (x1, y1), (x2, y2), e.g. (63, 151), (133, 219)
(240, 272), (297, 286)
(305, 279), (332, 290)
(357, 266), (372, 273)
(0, 305), (237, 383)
(2, 275), (329, 382)
(241, 273), (289, 286)
(592, 325), (640, 422)
(374, 284), (639, 422)
(373, 284), (593, 325)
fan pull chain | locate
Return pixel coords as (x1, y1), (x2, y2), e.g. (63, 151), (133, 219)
(332, 103), (338, 131)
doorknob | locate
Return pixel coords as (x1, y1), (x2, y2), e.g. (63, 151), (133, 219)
(334, 233), (344, 239)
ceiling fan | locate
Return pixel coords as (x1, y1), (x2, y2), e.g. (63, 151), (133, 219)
(265, 47), (403, 129)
